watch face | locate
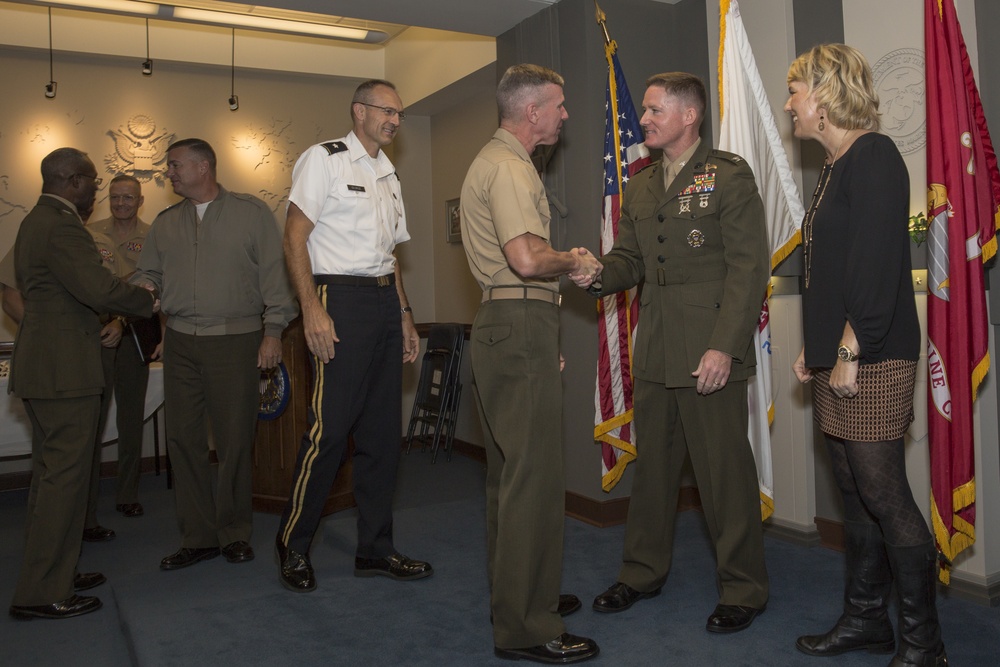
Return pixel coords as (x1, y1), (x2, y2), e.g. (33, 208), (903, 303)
(838, 346), (856, 362)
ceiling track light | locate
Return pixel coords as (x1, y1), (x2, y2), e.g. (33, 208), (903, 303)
(228, 29), (238, 111)
(142, 18), (152, 75)
(44, 7), (56, 98)
(26, 1), (387, 43)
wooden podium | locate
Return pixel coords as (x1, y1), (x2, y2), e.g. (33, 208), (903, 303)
(252, 317), (354, 515)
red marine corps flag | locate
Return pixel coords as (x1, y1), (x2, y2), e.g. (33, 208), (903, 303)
(924, 0), (1000, 583)
(594, 5), (651, 490)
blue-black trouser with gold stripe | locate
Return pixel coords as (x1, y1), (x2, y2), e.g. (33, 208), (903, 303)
(277, 282), (403, 558)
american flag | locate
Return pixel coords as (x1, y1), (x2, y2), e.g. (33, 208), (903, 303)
(595, 40), (650, 491)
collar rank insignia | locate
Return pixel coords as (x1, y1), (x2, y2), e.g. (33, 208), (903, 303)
(687, 229), (706, 248)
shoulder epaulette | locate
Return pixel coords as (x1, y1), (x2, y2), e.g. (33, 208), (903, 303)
(708, 149), (745, 165)
(231, 191), (263, 204)
(636, 161), (658, 174)
(321, 141), (348, 155)
(158, 200), (185, 216)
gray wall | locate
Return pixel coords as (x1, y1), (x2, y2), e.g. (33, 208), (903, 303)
(495, 0), (710, 500)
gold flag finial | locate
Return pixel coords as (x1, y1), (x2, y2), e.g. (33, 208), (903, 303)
(595, 1), (611, 45)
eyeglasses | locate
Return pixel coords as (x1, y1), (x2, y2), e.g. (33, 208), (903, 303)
(110, 195), (137, 202)
(73, 173), (103, 186)
(358, 102), (406, 121)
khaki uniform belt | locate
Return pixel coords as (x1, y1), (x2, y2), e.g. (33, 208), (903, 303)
(482, 285), (562, 306)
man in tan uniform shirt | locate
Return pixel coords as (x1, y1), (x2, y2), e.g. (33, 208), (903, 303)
(460, 63), (601, 664)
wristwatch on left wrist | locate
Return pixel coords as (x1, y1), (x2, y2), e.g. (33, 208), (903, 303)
(837, 344), (859, 363)
(400, 306), (413, 315)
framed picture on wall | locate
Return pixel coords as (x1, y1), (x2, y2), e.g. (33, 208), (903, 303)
(446, 198), (462, 244)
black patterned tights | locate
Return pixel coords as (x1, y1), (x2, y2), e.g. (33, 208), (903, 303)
(825, 436), (933, 547)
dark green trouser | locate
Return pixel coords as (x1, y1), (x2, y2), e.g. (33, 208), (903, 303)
(471, 299), (565, 649)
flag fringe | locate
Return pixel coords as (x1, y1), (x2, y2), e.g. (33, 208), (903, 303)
(930, 485), (977, 584)
(971, 351), (990, 402)
(600, 447), (636, 492)
(596, 432), (637, 455)
(759, 491), (773, 521)
(594, 409), (634, 438)
(771, 229), (802, 271)
(983, 209), (999, 262)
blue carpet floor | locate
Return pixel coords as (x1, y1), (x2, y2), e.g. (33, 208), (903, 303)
(1, 452), (997, 666)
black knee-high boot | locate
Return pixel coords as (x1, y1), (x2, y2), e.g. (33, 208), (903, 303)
(886, 540), (947, 667)
(796, 520), (895, 656)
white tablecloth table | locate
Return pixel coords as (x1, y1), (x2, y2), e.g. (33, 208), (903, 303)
(0, 362), (164, 459)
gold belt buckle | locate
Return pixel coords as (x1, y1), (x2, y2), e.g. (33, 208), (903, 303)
(376, 275), (390, 287)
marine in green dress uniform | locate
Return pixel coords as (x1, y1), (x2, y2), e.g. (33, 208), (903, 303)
(583, 73), (770, 634)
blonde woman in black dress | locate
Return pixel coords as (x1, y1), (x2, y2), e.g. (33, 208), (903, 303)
(785, 44), (946, 667)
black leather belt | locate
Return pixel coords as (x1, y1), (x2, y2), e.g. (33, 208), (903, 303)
(314, 274), (395, 287)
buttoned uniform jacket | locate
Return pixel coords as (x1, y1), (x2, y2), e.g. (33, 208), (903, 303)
(593, 142), (769, 386)
(9, 195), (154, 399)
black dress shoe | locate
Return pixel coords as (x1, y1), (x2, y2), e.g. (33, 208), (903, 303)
(221, 541), (255, 564)
(706, 604), (765, 633)
(9, 595), (102, 620)
(495, 633), (600, 664)
(558, 594), (582, 617)
(354, 553), (433, 581)
(73, 572), (106, 591)
(592, 582), (661, 613)
(275, 536), (316, 593)
(115, 503), (144, 518)
(159, 547), (221, 570)
(82, 526), (116, 542)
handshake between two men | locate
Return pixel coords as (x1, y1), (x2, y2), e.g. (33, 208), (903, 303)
(567, 247), (602, 289)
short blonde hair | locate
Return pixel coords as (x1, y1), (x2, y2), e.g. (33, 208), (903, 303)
(787, 43), (880, 131)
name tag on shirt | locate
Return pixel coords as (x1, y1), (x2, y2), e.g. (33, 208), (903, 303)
(347, 184), (366, 192)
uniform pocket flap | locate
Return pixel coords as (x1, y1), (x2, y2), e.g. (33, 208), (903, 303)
(474, 324), (512, 346)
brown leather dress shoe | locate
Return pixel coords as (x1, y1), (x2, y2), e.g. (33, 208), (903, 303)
(73, 572), (106, 591)
(115, 503), (144, 518)
(82, 525), (116, 542)
(221, 541), (255, 563)
(354, 553), (433, 581)
(592, 582), (661, 613)
(160, 547), (221, 570)
(9, 595), (102, 620)
(706, 604), (765, 633)
(276, 536), (316, 593)
(494, 633), (600, 664)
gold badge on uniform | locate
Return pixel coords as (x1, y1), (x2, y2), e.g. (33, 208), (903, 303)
(687, 229), (706, 248)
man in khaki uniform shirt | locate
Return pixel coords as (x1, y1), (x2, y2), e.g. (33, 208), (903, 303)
(82, 174), (154, 541)
(460, 64), (601, 665)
